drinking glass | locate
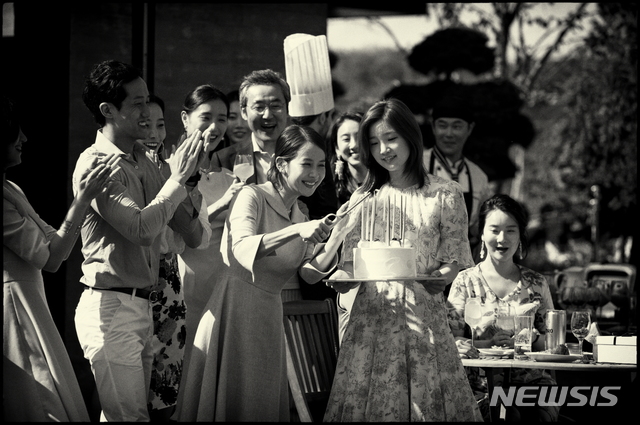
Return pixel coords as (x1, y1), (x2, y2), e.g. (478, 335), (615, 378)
(571, 310), (591, 362)
(495, 304), (514, 334)
(233, 154), (254, 182)
(513, 315), (533, 360)
(464, 298), (482, 347)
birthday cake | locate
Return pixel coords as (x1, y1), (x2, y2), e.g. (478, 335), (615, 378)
(353, 242), (417, 279)
(353, 189), (416, 279)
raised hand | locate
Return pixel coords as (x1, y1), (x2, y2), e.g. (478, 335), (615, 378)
(76, 153), (120, 203)
(168, 130), (204, 185)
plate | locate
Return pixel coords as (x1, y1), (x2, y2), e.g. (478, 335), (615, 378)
(324, 275), (445, 283)
(524, 352), (582, 363)
(478, 348), (514, 357)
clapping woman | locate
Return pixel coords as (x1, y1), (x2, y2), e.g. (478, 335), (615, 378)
(323, 98), (482, 421)
(3, 96), (117, 421)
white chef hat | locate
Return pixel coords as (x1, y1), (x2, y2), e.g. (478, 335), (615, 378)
(284, 33), (334, 117)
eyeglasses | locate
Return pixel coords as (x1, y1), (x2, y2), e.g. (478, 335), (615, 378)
(248, 103), (285, 115)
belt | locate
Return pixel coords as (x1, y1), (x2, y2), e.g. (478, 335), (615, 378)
(84, 285), (159, 302)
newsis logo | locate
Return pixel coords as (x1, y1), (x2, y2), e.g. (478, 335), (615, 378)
(490, 386), (621, 407)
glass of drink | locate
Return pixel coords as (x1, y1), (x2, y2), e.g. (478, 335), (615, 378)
(571, 310), (591, 362)
(233, 154), (254, 182)
(464, 298), (483, 347)
(513, 315), (533, 360)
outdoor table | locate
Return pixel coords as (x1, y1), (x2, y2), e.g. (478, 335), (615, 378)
(461, 357), (637, 421)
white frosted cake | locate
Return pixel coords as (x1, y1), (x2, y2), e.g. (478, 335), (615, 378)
(353, 245), (417, 279)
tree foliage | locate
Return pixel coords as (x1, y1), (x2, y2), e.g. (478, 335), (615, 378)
(407, 27), (495, 79)
(552, 3), (637, 238)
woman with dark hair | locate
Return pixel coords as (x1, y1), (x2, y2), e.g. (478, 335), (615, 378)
(220, 89), (251, 150)
(322, 98), (482, 421)
(174, 84), (245, 380)
(327, 111), (366, 207)
(3, 96), (116, 421)
(447, 194), (558, 422)
(139, 94), (211, 420)
(174, 125), (344, 421)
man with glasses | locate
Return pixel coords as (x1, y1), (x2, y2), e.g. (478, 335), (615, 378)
(210, 69), (290, 184)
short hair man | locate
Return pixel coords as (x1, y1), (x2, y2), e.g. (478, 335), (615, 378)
(73, 60), (204, 421)
(209, 69), (290, 184)
(423, 97), (491, 261)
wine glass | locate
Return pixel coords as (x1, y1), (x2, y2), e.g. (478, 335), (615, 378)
(233, 154), (254, 183)
(571, 310), (591, 362)
(464, 298), (483, 347)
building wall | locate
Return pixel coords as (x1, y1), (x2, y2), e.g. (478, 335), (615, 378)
(154, 3), (327, 145)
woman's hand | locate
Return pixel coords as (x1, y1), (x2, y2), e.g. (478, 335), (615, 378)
(491, 330), (515, 348)
(422, 269), (448, 295)
(76, 153), (120, 204)
(297, 218), (332, 244)
(326, 269), (360, 294)
(455, 337), (480, 359)
(219, 177), (245, 207)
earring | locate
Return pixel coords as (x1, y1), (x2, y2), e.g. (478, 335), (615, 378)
(480, 241), (486, 260)
(518, 242), (523, 260)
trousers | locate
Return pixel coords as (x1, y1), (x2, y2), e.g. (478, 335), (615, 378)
(75, 288), (154, 422)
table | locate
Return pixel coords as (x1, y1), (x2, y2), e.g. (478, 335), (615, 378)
(461, 357), (637, 421)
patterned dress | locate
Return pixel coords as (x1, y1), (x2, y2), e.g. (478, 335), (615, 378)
(147, 251), (186, 410)
(324, 174), (483, 422)
(146, 151), (210, 412)
(446, 263), (559, 421)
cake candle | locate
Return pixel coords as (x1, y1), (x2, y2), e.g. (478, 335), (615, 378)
(361, 197), (366, 241)
(392, 193), (396, 241)
(386, 194), (391, 245)
(370, 191), (377, 241)
(400, 194), (405, 247)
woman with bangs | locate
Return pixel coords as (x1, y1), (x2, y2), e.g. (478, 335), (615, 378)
(322, 98), (482, 421)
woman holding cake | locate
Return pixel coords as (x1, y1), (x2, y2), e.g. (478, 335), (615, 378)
(323, 98), (482, 421)
(446, 194), (558, 421)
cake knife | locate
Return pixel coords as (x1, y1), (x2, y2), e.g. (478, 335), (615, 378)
(323, 191), (372, 227)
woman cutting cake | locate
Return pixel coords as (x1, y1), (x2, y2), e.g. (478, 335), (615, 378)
(323, 98), (482, 421)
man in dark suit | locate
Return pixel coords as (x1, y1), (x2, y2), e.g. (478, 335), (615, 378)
(210, 69), (290, 184)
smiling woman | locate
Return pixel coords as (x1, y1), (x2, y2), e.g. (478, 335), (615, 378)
(173, 124), (344, 421)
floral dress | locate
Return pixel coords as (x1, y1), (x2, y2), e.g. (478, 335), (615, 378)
(146, 151), (211, 411)
(324, 174), (483, 422)
(446, 263), (559, 421)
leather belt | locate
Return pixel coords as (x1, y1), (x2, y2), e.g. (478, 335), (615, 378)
(84, 285), (159, 302)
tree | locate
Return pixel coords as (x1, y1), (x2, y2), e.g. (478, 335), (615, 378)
(556, 3), (637, 240)
(425, 2), (593, 103)
(407, 27), (495, 80)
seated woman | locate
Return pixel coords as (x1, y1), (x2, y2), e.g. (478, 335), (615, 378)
(447, 194), (560, 422)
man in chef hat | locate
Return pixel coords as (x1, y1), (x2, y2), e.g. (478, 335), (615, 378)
(285, 33), (339, 301)
(285, 33), (339, 221)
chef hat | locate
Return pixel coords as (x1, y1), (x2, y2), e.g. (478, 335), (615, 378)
(284, 33), (334, 117)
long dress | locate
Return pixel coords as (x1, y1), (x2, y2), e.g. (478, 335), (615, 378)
(174, 182), (336, 421)
(324, 174), (483, 422)
(178, 167), (236, 350)
(3, 179), (90, 422)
